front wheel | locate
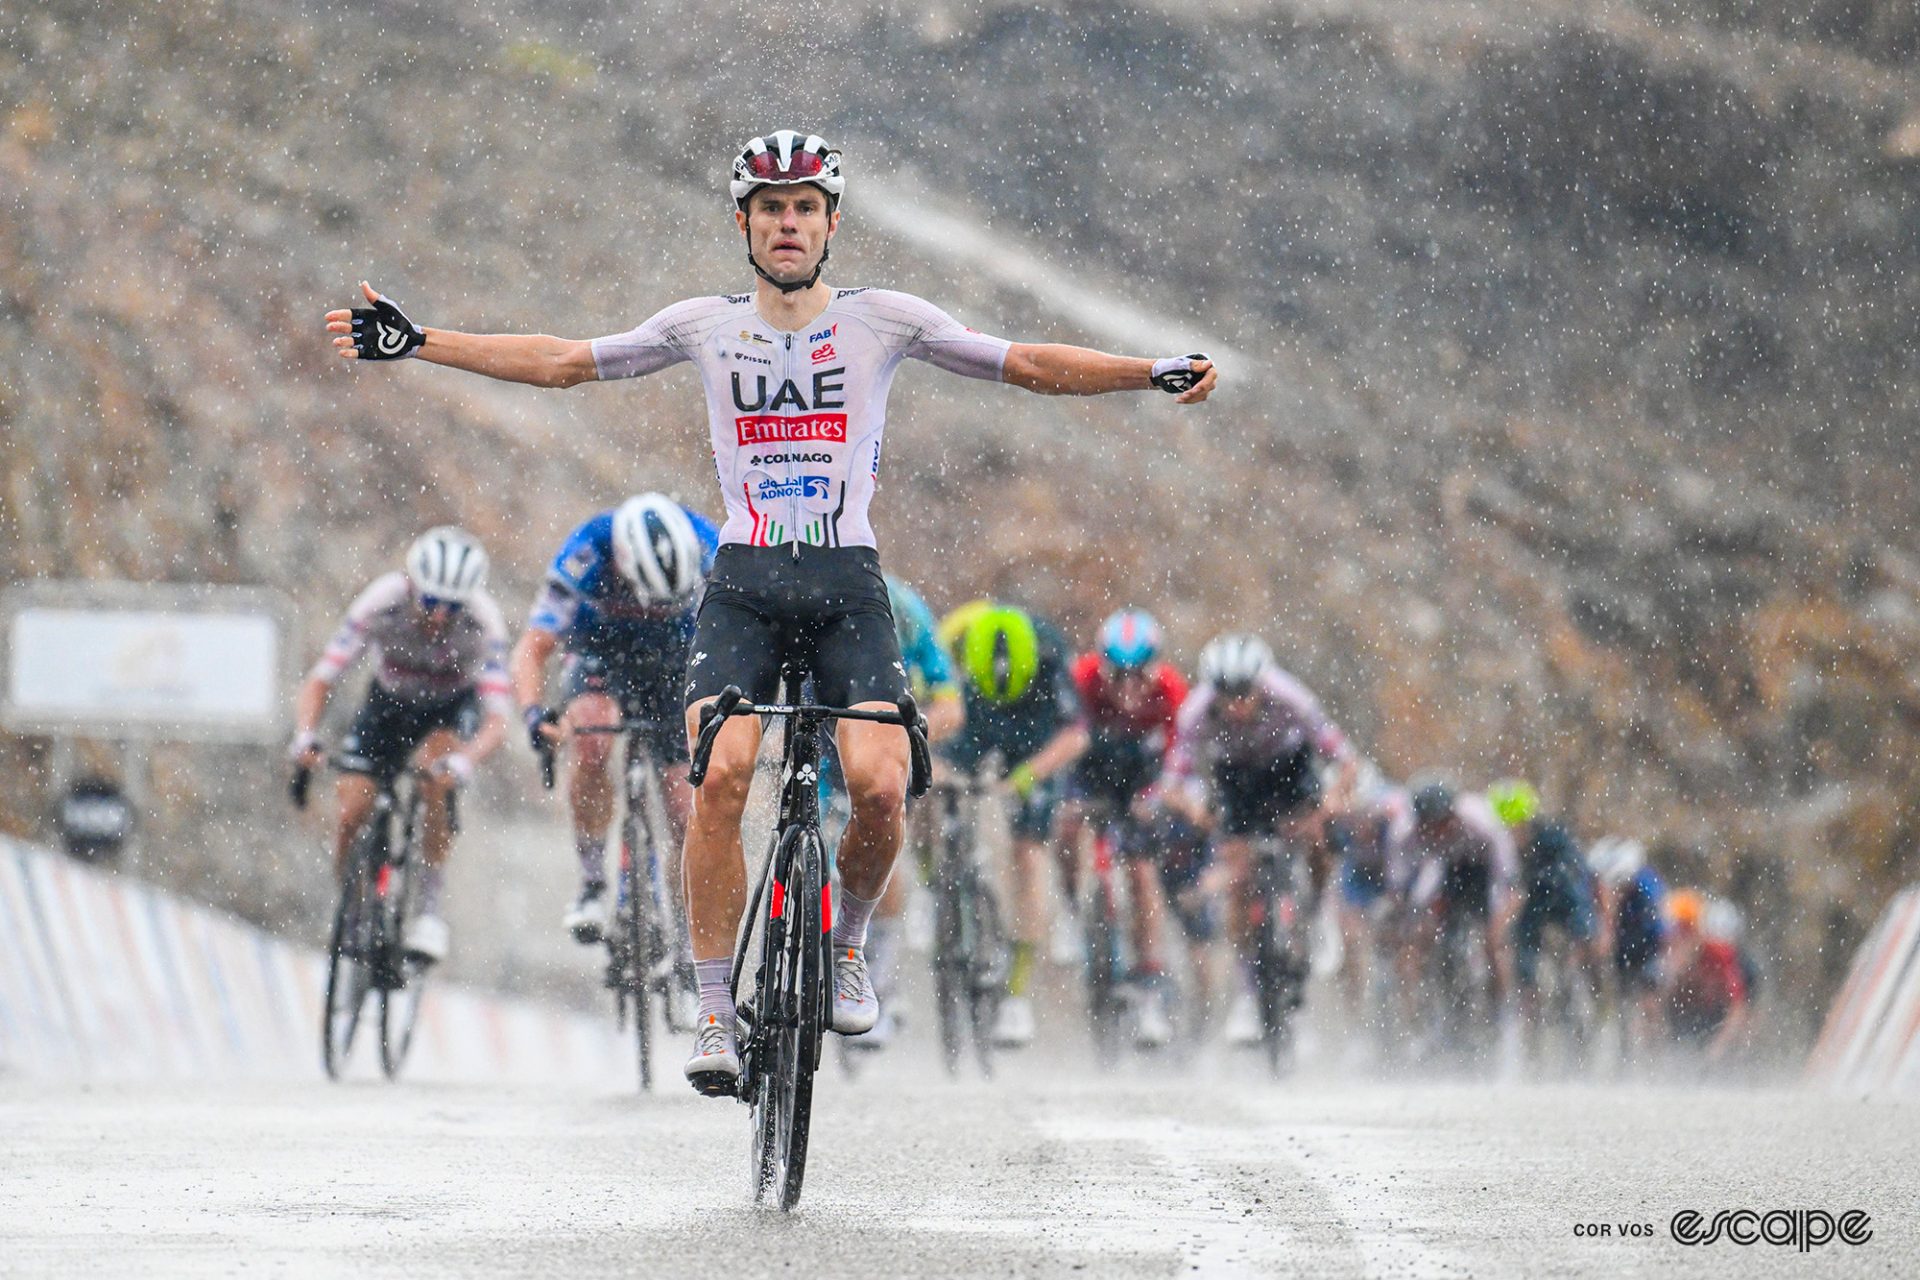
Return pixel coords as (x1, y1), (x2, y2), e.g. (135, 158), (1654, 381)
(622, 840), (655, 1093)
(750, 825), (824, 1211)
(322, 837), (380, 1080)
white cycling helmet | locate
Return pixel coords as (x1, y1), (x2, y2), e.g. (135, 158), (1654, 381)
(1198, 633), (1274, 694)
(405, 526), (489, 605)
(730, 130), (845, 208)
(1702, 899), (1743, 943)
(1587, 836), (1647, 886)
(611, 494), (702, 602)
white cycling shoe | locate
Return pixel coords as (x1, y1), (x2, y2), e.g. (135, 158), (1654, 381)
(404, 913), (450, 963)
(564, 881), (611, 945)
(1224, 991), (1262, 1047)
(990, 995), (1036, 1048)
(684, 1014), (741, 1097)
(830, 948), (880, 1035)
(1134, 990), (1174, 1049)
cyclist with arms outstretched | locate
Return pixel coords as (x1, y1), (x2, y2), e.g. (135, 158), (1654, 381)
(289, 528), (512, 963)
(510, 494), (718, 944)
(325, 129), (1217, 1094)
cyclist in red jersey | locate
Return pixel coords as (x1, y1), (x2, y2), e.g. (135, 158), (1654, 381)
(1062, 610), (1191, 1045)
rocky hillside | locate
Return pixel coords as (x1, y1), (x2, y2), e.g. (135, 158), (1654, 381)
(5, 0), (1919, 1020)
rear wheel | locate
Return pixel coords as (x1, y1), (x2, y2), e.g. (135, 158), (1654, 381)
(322, 823), (382, 1080)
(933, 846), (969, 1077)
(379, 959), (427, 1079)
(968, 875), (1007, 1078)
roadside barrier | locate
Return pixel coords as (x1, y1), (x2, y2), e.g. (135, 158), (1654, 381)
(1806, 886), (1920, 1096)
(0, 836), (625, 1084)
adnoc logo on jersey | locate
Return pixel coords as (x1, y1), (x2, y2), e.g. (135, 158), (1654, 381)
(736, 414), (848, 446)
(754, 475), (832, 502)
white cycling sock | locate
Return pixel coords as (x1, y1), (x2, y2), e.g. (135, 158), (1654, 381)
(417, 864), (446, 916)
(832, 886), (883, 953)
(695, 957), (735, 1031)
(574, 833), (606, 887)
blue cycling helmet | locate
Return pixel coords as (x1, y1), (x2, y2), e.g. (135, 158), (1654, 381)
(1099, 608), (1162, 671)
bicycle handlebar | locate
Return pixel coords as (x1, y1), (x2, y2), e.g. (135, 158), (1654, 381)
(688, 685), (932, 798)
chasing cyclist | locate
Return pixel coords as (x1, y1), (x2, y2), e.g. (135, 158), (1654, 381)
(324, 128), (1217, 1094)
(289, 528), (511, 963)
(1396, 777), (1518, 1049)
(1494, 779), (1604, 1057)
(1062, 608), (1190, 1047)
(941, 604), (1090, 1047)
(1155, 634), (1354, 1047)
(510, 494), (718, 944)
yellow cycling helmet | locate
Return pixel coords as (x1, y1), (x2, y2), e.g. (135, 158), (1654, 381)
(938, 598), (994, 665)
(962, 606), (1041, 704)
(1487, 779), (1540, 828)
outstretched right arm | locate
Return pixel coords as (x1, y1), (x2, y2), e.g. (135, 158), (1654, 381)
(325, 282), (598, 388)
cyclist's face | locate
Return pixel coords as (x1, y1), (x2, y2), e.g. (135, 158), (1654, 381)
(737, 186), (838, 282)
(1218, 689), (1259, 720)
(415, 594), (462, 631)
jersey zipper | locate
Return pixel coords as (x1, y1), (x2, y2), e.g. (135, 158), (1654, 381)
(785, 333), (799, 560)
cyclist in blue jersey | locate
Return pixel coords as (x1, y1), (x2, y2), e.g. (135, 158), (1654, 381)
(1588, 836), (1666, 1058)
(511, 494), (718, 940)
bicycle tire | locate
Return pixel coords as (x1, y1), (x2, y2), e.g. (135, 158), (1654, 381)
(932, 843), (969, 1077)
(1085, 878), (1124, 1068)
(968, 872), (1007, 1079)
(379, 959), (427, 1079)
(322, 824), (381, 1080)
(750, 824), (824, 1211)
(623, 833), (654, 1092)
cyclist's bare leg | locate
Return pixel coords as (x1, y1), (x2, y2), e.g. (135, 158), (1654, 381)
(660, 761), (695, 942)
(1009, 835), (1049, 958)
(680, 700), (762, 960)
(1217, 836), (1254, 960)
(332, 774), (379, 879)
(562, 691), (620, 883)
(833, 711), (909, 902)
(1052, 798), (1087, 904)
(412, 728), (463, 869)
(1126, 858), (1170, 975)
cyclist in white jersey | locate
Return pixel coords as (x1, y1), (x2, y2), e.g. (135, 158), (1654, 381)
(289, 528), (512, 963)
(324, 128), (1218, 1092)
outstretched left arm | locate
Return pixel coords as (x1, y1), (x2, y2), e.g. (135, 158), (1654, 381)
(1002, 344), (1217, 403)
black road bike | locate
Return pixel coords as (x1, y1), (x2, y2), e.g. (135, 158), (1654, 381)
(293, 758), (446, 1081)
(688, 679), (929, 1211)
(546, 716), (695, 1092)
(928, 777), (1008, 1078)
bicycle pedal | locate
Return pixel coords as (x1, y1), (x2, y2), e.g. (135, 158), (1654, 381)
(687, 1069), (740, 1099)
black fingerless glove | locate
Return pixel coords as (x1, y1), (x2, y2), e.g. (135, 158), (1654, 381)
(351, 295), (426, 360)
(526, 705), (558, 753)
(1150, 353), (1210, 394)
